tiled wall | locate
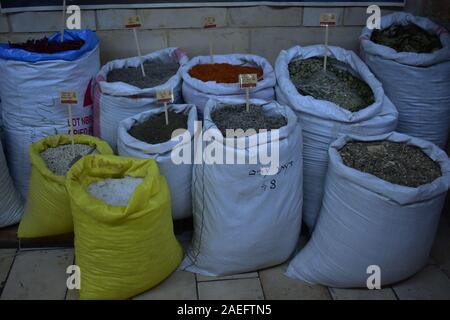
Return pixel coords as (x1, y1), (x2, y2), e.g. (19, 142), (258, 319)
(0, 2), (429, 64)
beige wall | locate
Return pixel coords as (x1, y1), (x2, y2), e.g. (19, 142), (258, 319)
(0, 3), (435, 65)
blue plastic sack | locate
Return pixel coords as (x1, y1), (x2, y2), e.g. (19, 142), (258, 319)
(0, 29), (99, 62)
(360, 13), (450, 149)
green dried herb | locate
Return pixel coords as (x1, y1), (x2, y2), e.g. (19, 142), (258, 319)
(288, 57), (375, 112)
(339, 141), (442, 187)
(371, 23), (442, 54)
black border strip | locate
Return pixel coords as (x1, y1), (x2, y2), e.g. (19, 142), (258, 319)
(1, 1), (406, 13)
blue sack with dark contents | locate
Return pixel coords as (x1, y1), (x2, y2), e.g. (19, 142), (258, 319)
(0, 29), (99, 62)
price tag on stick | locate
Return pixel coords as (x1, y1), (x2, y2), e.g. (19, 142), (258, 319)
(203, 16), (216, 63)
(125, 16), (146, 77)
(125, 16), (142, 28)
(156, 89), (174, 125)
(320, 13), (337, 71)
(60, 91), (78, 157)
(239, 74), (258, 112)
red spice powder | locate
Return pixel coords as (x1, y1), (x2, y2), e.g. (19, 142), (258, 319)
(188, 63), (264, 83)
(9, 37), (85, 54)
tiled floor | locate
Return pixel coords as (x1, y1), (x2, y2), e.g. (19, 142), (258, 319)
(1, 214), (450, 300)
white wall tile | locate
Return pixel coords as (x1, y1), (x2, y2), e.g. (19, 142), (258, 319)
(303, 7), (344, 27)
(138, 8), (227, 29)
(228, 6), (302, 27)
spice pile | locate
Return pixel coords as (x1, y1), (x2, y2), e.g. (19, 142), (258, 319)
(212, 104), (287, 137)
(371, 23), (442, 53)
(289, 57), (374, 112)
(339, 141), (442, 187)
(128, 110), (188, 144)
(9, 37), (85, 53)
(107, 59), (179, 88)
(41, 144), (95, 176)
(87, 177), (144, 206)
(189, 63), (263, 83)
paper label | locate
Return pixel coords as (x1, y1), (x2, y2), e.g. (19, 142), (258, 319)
(156, 89), (174, 104)
(60, 92), (78, 105)
(320, 13), (337, 26)
(203, 16), (217, 29)
(239, 74), (258, 89)
(125, 16), (142, 28)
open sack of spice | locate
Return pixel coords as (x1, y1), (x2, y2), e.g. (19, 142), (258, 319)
(275, 45), (398, 231)
(180, 54), (276, 116)
(181, 97), (303, 276)
(18, 134), (113, 238)
(66, 154), (182, 299)
(93, 47), (188, 149)
(287, 132), (450, 288)
(0, 30), (100, 199)
(117, 104), (198, 220)
(360, 12), (450, 149)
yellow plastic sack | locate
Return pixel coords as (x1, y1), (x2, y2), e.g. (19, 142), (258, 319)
(66, 154), (183, 300)
(18, 135), (113, 238)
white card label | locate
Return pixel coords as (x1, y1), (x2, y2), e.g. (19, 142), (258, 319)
(156, 89), (174, 104)
(60, 92), (78, 105)
(203, 16), (217, 29)
(320, 13), (337, 26)
(125, 16), (142, 28)
(239, 74), (258, 89)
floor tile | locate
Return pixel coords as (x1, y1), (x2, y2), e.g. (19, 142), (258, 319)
(330, 287), (397, 300)
(259, 263), (331, 300)
(393, 265), (450, 300)
(1, 249), (74, 300)
(0, 249), (16, 293)
(198, 278), (264, 300)
(197, 272), (259, 282)
(134, 271), (197, 300)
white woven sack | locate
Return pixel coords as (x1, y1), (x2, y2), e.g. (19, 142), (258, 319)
(0, 139), (24, 227)
(94, 48), (188, 150)
(287, 132), (450, 287)
(0, 46), (100, 197)
(117, 104), (197, 220)
(275, 45), (398, 230)
(181, 97), (303, 276)
(360, 12), (450, 148)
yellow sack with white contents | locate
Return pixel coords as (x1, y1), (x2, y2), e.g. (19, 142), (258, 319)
(18, 135), (113, 238)
(66, 154), (183, 300)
